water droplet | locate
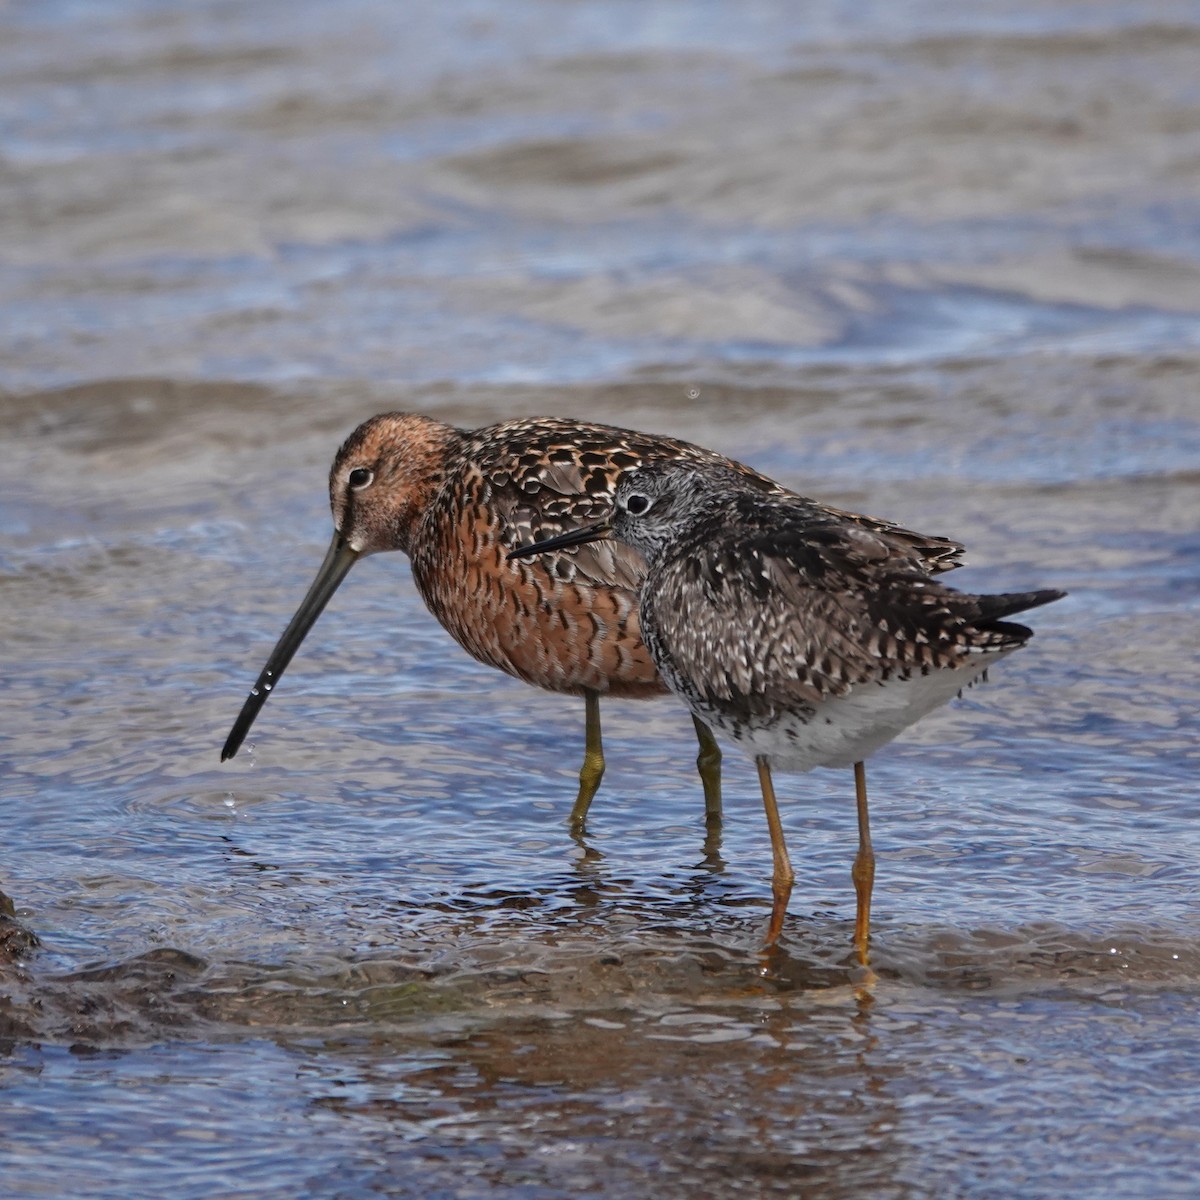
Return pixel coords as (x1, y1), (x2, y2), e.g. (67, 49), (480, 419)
(250, 687), (260, 697)
(263, 682), (272, 692)
(686, 387), (700, 400)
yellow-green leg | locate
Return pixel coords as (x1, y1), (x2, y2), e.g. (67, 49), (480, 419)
(851, 760), (875, 966)
(569, 688), (605, 832)
(756, 756), (794, 948)
(692, 715), (723, 828)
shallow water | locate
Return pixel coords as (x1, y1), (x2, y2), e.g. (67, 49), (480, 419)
(2, 2), (1199, 1197)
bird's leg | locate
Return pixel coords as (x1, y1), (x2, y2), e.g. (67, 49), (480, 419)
(569, 688), (606, 833)
(756, 757), (794, 948)
(851, 760), (875, 966)
(691, 715), (724, 830)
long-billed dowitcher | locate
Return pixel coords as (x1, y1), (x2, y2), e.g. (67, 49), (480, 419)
(221, 413), (963, 832)
(510, 462), (1064, 958)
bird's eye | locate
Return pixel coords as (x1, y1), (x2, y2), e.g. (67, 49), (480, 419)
(348, 467), (374, 491)
(623, 492), (652, 516)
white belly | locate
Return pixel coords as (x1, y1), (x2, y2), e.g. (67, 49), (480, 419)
(711, 653), (1011, 773)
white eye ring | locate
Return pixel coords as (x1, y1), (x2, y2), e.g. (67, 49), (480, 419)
(623, 492), (652, 516)
(348, 467), (374, 491)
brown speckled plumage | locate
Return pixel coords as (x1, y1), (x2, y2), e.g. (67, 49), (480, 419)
(344, 413), (962, 698)
(221, 412), (963, 830)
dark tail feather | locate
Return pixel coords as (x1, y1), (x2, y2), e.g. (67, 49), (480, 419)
(977, 588), (1066, 622)
(971, 588), (1066, 645)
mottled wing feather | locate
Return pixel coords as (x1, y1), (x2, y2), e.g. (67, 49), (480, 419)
(819, 503), (964, 574)
(472, 415), (960, 587)
(646, 499), (1014, 720)
(471, 416), (778, 592)
(647, 536), (877, 717)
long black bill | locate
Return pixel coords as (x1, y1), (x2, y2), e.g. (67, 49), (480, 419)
(507, 519), (612, 561)
(221, 533), (361, 762)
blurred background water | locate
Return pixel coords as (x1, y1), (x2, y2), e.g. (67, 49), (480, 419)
(2, 1), (1199, 1197)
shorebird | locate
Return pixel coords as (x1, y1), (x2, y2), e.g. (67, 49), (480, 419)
(221, 413), (963, 832)
(510, 461), (1064, 959)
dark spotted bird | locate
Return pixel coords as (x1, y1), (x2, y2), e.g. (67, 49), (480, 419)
(510, 461), (1064, 959)
(221, 413), (964, 833)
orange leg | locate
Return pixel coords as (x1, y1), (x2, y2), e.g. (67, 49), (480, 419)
(756, 757), (794, 947)
(851, 760), (875, 965)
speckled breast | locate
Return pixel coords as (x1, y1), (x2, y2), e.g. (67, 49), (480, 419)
(407, 450), (667, 699)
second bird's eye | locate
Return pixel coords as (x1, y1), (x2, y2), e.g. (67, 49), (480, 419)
(624, 492), (652, 516)
(348, 467), (374, 490)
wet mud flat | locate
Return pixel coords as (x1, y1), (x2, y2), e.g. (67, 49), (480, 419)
(3, 0), (1200, 1196)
